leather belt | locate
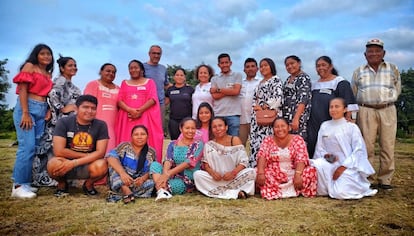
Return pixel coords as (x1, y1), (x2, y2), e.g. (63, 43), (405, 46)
(359, 103), (394, 109)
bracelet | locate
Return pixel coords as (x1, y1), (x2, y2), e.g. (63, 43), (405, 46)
(295, 170), (302, 174)
(73, 159), (78, 168)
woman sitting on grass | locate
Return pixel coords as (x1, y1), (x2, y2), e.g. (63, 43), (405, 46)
(310, 98), (377, 199)
(256, 117), (317, 200)
(194, 117), (256, 199)
(106, 125), (156, 204)
(150, 118), (204, 201)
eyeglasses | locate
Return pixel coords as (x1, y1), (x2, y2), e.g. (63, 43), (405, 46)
(151, 52), (161, 55)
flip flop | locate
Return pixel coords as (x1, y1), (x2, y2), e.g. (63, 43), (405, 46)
(123, 193), (135, 204)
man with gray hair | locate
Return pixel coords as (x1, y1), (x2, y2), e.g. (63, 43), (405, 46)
(144, 45), (171, 136)
(352, 38), (401, 190)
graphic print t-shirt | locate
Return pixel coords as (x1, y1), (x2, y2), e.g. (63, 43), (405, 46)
(54, 115), (109, 153)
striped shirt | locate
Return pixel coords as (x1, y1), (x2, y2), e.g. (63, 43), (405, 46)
(352, 61), (401, 105)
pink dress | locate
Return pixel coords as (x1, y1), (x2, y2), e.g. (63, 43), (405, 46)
(84, 80), (120, 153)
(115, 79), (163, 162)
(257, 135), (317, 200)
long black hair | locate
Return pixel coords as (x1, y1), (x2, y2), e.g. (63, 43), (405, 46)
(20, 43), (54, 73)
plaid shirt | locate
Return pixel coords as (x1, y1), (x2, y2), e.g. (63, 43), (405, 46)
(352, 61), (401, 105)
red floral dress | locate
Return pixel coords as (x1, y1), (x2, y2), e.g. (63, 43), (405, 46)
(257, 135), (317, 199)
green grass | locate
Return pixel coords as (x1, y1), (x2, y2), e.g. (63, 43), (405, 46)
(0, 139), (413, 235)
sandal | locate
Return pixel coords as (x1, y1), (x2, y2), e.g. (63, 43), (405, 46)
(82, 181), (99, 196)
(237, 190), (248, 199)
(106, 191), (122, 203)
(123, 193), (135, 204)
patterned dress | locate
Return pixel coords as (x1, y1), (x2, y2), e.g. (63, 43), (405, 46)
(193, 140), (256, 199)
(33, 75), (81, 186)
(282, 72), (312, 140)
(107, 142), (155, 198)
(257, 135), (317, 200)
(150, 140), (204, 195)
(249, 75), (283, 167)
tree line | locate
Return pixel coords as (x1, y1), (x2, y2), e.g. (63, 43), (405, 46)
(1, 59), (413, 138)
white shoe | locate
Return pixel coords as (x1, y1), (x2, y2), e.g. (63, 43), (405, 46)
(23, 184), (38, 193)
(364, 189), (378, 197)
(155, 188), (172, 202)
(11, 185), (37, 199)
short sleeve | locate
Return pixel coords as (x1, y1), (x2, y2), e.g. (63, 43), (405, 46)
(96, 120), (109, 140)
(13, 72), (34, 84)
(291, 135), (310, 165)
(54, 118), (68, 138)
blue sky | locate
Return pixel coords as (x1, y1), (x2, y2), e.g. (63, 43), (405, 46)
(1, 0), (413, 108)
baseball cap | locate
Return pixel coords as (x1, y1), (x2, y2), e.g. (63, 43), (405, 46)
(366, 38), (384, 48)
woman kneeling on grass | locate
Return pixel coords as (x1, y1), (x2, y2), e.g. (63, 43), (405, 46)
(310, 98), (377, 199)
(150, 118), (204, 201)
(256, 117), (317, 200)
(106, 125), (155, 204)
(194, 117), (256, 199)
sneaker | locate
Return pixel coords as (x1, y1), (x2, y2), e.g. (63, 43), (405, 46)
(11, 185), (37, 199)
(54, 188), (69, 198)
(23, 184), (39, 193)
(155, 188), (172, 202)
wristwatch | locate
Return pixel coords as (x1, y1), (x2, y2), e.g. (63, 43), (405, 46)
(216, 88), (221, 93)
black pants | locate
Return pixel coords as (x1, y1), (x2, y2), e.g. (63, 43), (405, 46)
(168, 118), (182, 140)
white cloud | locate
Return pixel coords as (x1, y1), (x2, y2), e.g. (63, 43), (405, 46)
(288, 0), (409, 19)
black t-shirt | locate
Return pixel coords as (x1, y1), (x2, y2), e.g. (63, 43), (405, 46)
(53, 115), (109, 153)
(165, 85), (194, 120)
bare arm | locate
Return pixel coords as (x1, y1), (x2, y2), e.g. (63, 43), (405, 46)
(293, 162), (305, 190)
(210, 83), (242, 100)
(292, 103), (305, 131)
(17, 83), (33, 130)
(137, 98), (156, 115)
(53, 136), (108, 165)
(107, 156), (134, 186)
(256, 147), (267, 186)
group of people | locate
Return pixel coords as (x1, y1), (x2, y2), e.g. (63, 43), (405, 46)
(11, 38), (400, 203)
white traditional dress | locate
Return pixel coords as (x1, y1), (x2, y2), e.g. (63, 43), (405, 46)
(194, 140), (256, 199)
(310, 118), (377, 199)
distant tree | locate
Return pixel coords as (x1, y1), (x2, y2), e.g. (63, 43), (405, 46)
(166, 64), (197, 87)
(0, 59), (14, 134)
(396, 68), (414, 137)
(0, 59), (11, 105)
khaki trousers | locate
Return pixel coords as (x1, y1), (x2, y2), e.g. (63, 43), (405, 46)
(357, 105), (397, 185)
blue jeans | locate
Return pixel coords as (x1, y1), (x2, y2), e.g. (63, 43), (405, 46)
(224, 115), (240, 136)
(13, 97), (48, 185)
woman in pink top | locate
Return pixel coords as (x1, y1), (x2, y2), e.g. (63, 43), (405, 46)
(84, 63), (120, 153)
(116, 60), (163, 162)
(11, 44), (54, 199)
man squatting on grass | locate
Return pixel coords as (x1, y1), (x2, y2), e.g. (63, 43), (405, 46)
(47, 95), (109, 197)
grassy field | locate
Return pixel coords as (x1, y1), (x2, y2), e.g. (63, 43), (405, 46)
(0, 139), (413, 236)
